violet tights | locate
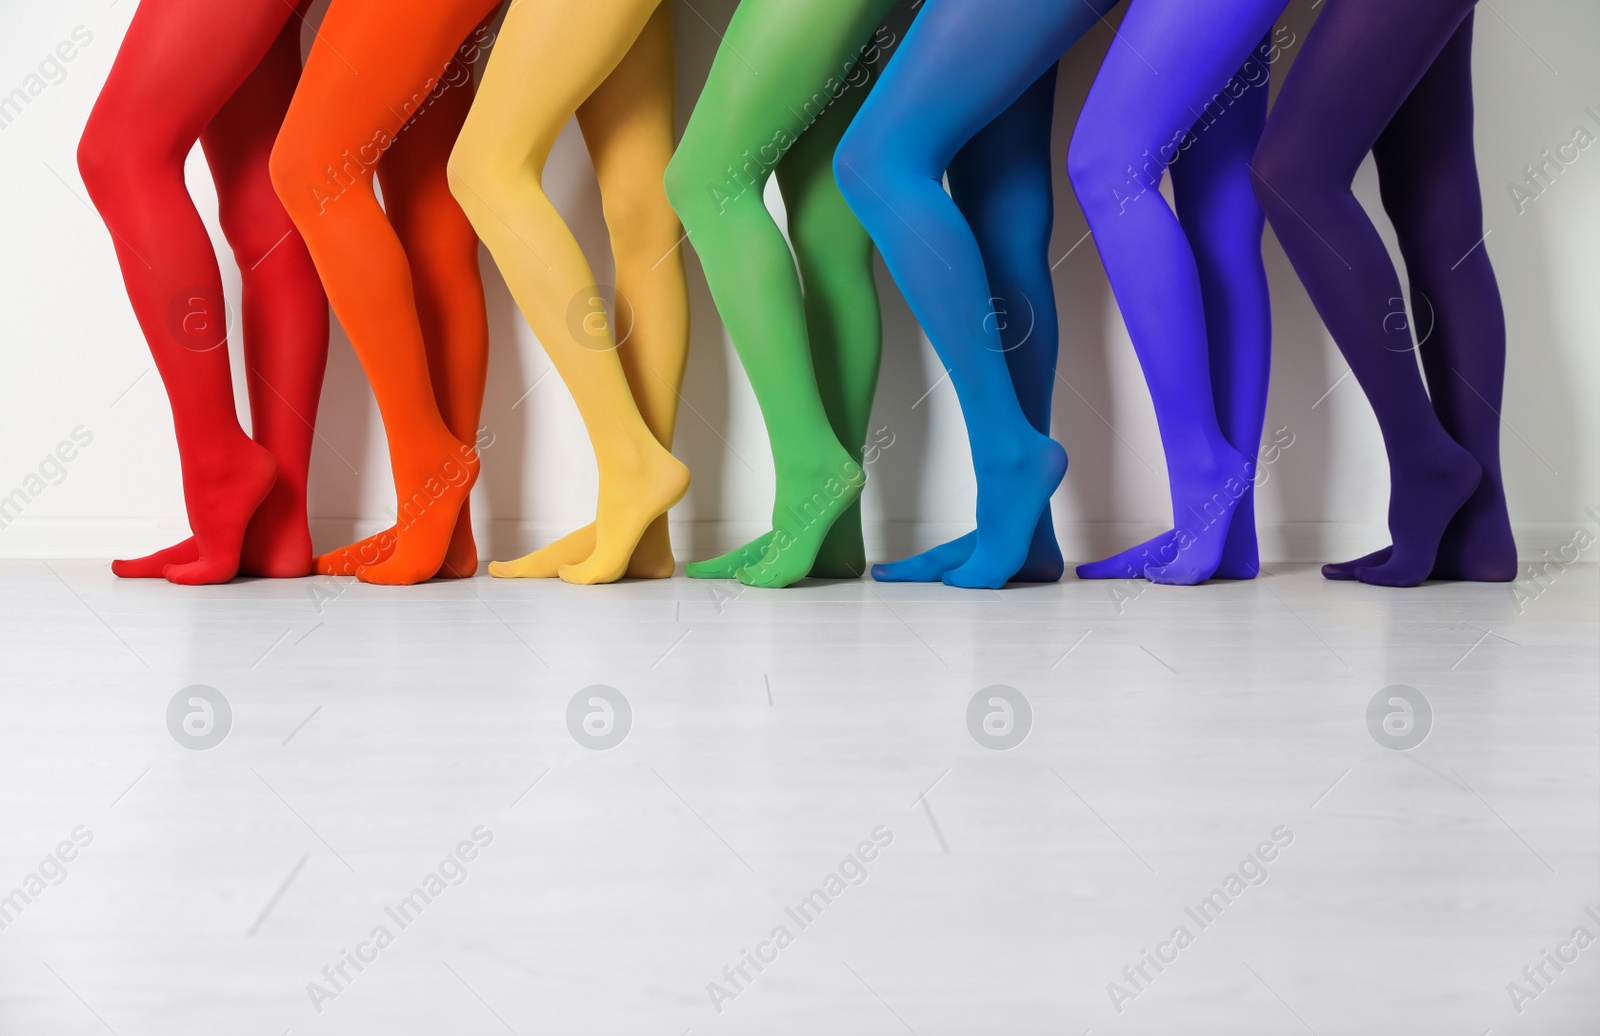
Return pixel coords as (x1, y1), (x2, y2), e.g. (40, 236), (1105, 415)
(1253, 5), (1514, 586)
(1066, 1), (1286, 586)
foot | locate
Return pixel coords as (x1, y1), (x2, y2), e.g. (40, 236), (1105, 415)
(162, 442), (278, 585)
(874, 534), (976, 583)
(943, 435), (1067, 590)
(625, 516), (677, 579)
(238, 478), (314, 578)
(1144, 447), (1256, 586)
(316, 528), (397, 576)
(1354, 442), (1482, 587)
(737, 450), (866, 589)
(357, 441), (480, 586)
(1431, 474), (1517, 582)
(808, 498), (868, 579)
(317, 509), (475, 580)
(1324, 497), (1515, 584)
(1077, 531), (1177, 581)
(433, 502), (479, 579)
(877, 511), (1063, 584)
(1217, 487), (1263, 579)
(114, 538), (199, 578)
(491, 515), (674, 579)
(685, 532), (775, 580)
(689, 521), (862, 581)
(1081, 505), (1260, 582)
(492, 526), (592, 579)
(558, 445), (689, 585)
(118, 481), (316, 581)
(1323, 547), (1390, 581)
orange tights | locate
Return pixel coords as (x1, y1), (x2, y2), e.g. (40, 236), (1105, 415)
(270, 0), (494, 584)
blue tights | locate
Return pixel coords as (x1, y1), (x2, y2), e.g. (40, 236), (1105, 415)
(836, 1), (1117, 588)
(851, 64), (1066, 585)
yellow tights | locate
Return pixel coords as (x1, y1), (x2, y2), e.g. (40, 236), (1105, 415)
(449, 1), (689, 584)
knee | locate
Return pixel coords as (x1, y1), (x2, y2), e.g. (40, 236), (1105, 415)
(1249, 125), (1319, 221)
(831, 122), (896, 219)
(76, 113), (139, 213)
(269, 122), (384, 227)
(788, 200), (871, 265)
(443, 142), (481, 216)
(444, 125), (504, 215)
(604, 181), (683, 259)
(267, 132), (324, 226)
(1067, 125), (1157, 222)
(75, 127), (114, 208)
(665, 133), (774, 228)
(663, 143), (716, 228)
(1378, 169), (1482, 255)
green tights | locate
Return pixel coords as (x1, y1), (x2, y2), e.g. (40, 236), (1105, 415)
(665, 0), (900, 588)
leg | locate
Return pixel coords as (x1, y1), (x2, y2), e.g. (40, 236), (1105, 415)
(1066, 0), (1285, 586)
(870, 65), (1065, 583)
(1253, 0), (1483, 587)
(270, 0), (495, 586)
(449, 0), (687, 586)
(1178, 50), (1274, 580)
(208, 15), (331, 578)
(715, 28), (888, 581)
(836, 0), (1111, 588)
(1077, 37), (1275, 581)
(1322, 14), (1514, 582)
(79, 0), (301, 584)
(680, 69), (885, 583)
(485, 4), (690, 581)
(315, 27), (490, 579)
(113, 10), (331, 580)
(666, 0), (899, 589)
(780, 68), (883, 581)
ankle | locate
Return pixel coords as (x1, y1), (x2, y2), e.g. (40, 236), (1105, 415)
(599, 435), (675, 475)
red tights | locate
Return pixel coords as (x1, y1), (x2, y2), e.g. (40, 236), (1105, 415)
(78, 0), (329, 584)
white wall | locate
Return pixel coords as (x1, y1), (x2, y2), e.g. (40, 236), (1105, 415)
(1, 0), (1595, 563)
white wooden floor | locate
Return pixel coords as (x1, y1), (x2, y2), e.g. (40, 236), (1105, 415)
(0, 560), (1595, 1036)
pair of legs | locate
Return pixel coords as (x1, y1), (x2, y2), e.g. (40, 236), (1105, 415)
(449, 0), (691, 585)
(270, 0), (493, 585)
(862, 66), (1067, 585)
(79, 0), (328, 584)
(666, 0), (898, 589)
(837, 0), (1109, 588)
(1254, 5), (1513, 586)
(1066, 0), (1286, 586)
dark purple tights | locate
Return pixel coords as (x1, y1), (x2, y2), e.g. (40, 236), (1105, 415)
(1253, 4), (1515, 586)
